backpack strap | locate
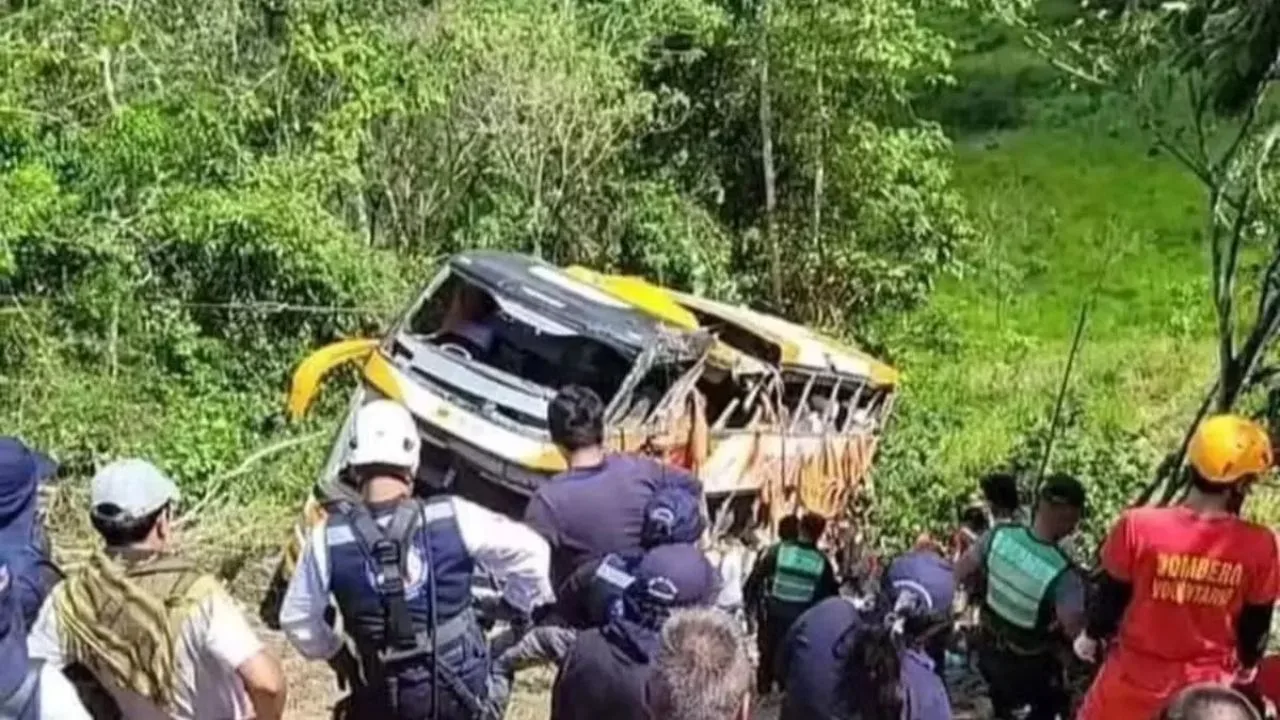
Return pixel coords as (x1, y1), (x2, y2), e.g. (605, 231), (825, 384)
(344, 499), (425, 653)
(1, 660), (42, 719)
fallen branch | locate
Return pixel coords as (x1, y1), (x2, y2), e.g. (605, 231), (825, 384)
(178, 431), (327, 526)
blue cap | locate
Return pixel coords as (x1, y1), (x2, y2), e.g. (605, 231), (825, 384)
(635, 544), (718, 606)
(641, 486), (704, 548)
(883, 550), (955, 616)
(0, 439), (56, 543)
(0, 438), (57, 497)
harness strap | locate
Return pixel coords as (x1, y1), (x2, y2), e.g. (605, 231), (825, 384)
(374, 611), (475, 666)
(345, 500), (424, 653)
(1, 661), (41, 720)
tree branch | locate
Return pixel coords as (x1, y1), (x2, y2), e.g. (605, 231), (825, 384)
(99, 47), (120, 114)
(1134, 378), (1218, 506)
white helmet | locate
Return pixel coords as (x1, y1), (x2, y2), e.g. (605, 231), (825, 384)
(347, 399), (421, 475)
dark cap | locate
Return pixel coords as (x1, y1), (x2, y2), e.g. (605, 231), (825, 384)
(635, 544), (718, 606)
(1039, 473), (1086, 509)
(0, 438), (57, 496)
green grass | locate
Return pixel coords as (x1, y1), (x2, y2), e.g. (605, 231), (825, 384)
(919, 125), (1211, 467)
(873, 17), (1221, 541)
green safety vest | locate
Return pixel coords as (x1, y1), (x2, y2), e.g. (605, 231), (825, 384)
(769, 542), (826, 604)
(983, 525), (1070, 649)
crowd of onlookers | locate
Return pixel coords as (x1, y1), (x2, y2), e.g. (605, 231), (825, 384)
(2, 397), (1280, 720)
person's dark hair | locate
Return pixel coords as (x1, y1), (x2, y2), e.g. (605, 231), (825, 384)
(844, 624), (903, 720)
(799, 513), (827, 542)
(843, 587), (947, 720)
(1039, 472), (1087, 509)
(1189, 468), (1234, 497)
(91, 503), (169, 547)
(548, 385), (605, 452)
(1159, 682), (1260, 720)
(778, 515), (800, 542)
(980, 472), (1020, 514)
(959, 505), (990, 535)
(461, 285), (497, 316)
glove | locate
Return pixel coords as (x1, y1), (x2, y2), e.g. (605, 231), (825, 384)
(329, 645), (362, 692)
(1073, 632), (1099, 663)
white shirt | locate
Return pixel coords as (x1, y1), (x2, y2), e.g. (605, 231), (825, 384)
(27, 587), (265, 720)
(712, 544), (749, 610)
(37, 662), (92, 720)
(279, 495), (554, 661)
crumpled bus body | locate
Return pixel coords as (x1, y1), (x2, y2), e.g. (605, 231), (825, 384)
(262, 251), (897, 625)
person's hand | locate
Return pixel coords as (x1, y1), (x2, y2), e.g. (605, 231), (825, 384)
(913, 532), (946, 555)
(1073, 632), (1099, 663)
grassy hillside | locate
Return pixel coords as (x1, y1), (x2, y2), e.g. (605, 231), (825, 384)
(870, 15), (1217, 549)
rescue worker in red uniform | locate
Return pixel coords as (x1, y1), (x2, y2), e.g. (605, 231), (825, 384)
(1074, 414), (1280, 720)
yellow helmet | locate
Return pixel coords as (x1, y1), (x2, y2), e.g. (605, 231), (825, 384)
(1188, 414), (1274, 484)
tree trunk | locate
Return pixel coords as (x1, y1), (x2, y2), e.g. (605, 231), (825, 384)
(811, 71), (825, 279)
(758, 0), (780, 310)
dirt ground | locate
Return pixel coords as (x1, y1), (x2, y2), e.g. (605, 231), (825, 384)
(257, 616), (574, 720)
(263, 624), (607, 720)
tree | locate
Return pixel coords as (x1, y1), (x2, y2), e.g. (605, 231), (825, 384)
(0, 0), (975, 500)
(984, 0), (1280, 503)
(681, 0), (974, 326)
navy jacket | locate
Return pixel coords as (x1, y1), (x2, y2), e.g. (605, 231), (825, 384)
(523, 455), (702, 593)
(0, 440), (57, 628)
(779, 597), (951, 720)
(0, 562), (38, 719)
(550, 620), (658, 720)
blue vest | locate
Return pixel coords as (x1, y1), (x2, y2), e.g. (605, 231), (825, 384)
(325, 497), (485, 718)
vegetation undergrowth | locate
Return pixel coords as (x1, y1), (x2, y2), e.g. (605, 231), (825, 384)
(2, 0), (972, 580)
(6, 0), (1274, 582)
(869, 7), (1220, 555)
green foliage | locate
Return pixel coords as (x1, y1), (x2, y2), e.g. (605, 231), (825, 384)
(1002, 400), (1159, 558)
(741, 0), (976, 324)
(863, 27), (1215, 550)
(0, 0), (973, 542)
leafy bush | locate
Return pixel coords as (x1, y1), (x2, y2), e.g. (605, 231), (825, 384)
(0, 0), (976, 550)
(1003, 399), (1160, 559)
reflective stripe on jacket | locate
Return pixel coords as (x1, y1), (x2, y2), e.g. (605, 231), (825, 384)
(770, 543), (825, 604)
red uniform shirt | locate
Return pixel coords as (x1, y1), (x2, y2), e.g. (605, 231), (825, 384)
(1103, 506), (1278, 664)
(1080, 506), (1280, 720)
(1255, 655), (1280, 711)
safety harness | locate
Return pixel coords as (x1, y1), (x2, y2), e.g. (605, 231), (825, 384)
(338, 498), (482, 719)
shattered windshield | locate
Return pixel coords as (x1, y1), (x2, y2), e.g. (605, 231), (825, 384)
(398, 270), (640, 420)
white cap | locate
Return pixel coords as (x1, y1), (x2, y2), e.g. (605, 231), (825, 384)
(90, 459), (181, 523)
(348, 399), (421, 474)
